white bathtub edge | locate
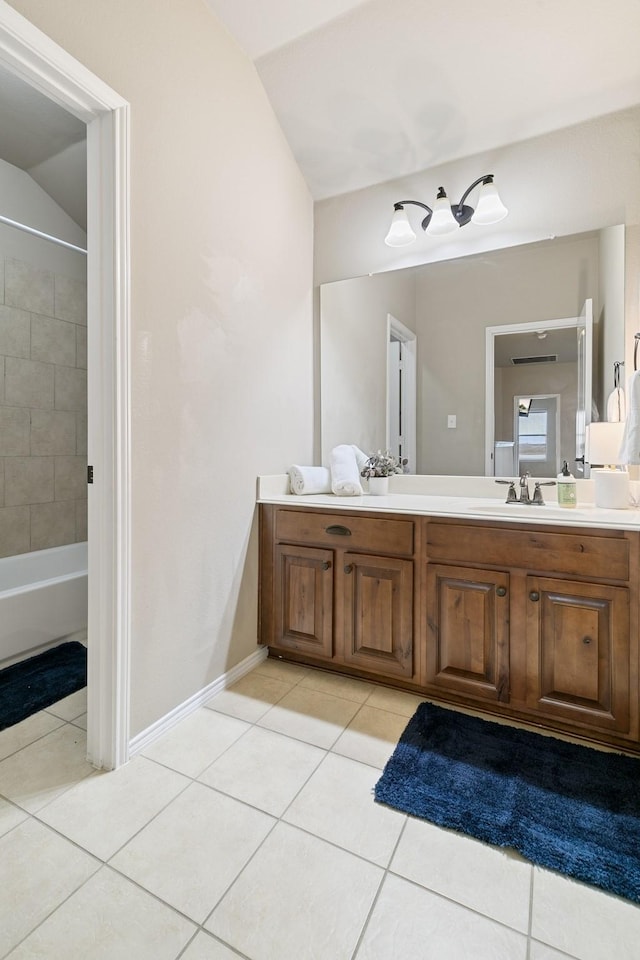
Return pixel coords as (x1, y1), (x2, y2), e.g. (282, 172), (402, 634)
(128, 645), (269, 758)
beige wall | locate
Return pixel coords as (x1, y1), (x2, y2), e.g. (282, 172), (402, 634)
(314, 109), (640, 472)
(8, 0), (314, 736)
(415, 235), (600, 474)
(320, 270), (416, 462)
(314, 107), (640, 286)
(497, 362), (578, 474)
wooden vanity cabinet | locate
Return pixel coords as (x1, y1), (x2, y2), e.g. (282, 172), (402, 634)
(524, 575), (630, 733)
(260, 504), (639, 751)
(260, 505), (418, 681)
(424, 563), (510, 704)
(423, 519), (638, 743)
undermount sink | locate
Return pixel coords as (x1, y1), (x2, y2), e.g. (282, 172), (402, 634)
(466, 501), (595, 518)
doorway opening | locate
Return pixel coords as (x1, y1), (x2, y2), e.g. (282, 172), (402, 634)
(485, 301), (592, 478)
(387, 314), (417, 473)
(0, 5), (131, 768)
(514, 394), (561, 477)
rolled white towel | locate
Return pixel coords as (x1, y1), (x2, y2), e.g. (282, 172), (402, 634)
(351, 445), (370, 474)
(330, 444), (363, 496)
(288, 465), (332, 495)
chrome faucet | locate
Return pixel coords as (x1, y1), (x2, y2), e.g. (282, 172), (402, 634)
(519, 472), (532, 504)
(495, 474), (556, 505)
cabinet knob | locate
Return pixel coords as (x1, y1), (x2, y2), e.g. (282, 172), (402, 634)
(529, 590), (540, 602)
(583, 636), (592, 645)
(344, 564), (353, 574)
(322, 560), (332, 571)
(496, 586), (507, 597)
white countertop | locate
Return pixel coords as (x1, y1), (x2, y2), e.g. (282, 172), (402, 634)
(257, 474), (640, 531)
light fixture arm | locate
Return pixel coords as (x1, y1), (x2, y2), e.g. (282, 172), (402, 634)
(393, 199), (432, 232)
(450, 174), (494, 226)
(457, 174), (494, 210)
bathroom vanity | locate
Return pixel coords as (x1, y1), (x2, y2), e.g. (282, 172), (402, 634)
(258, 476), (640, 753)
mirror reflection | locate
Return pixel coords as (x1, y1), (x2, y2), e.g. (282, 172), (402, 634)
(320, 226), (625, 477)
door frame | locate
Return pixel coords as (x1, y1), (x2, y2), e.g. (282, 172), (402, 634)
(512, 392), (561, 476)
(386, 314), (417, 473)
(0, 3), (131, 768)
(485, 317), (580, 477)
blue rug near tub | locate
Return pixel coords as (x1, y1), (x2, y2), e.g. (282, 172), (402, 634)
(375, 702), (640, 903)
(0, 641), (87, 731)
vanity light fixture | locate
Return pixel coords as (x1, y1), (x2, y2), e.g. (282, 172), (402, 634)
(384, 175), (508, 247)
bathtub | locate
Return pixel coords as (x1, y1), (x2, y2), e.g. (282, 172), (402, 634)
(0, 542), (88, 667)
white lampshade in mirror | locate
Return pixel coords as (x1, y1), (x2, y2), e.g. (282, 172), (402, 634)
(426, 194), (459, 236)
(384, 207), (416, 247)
(585, 421), (625, 466)
(471, 179), (509, 225)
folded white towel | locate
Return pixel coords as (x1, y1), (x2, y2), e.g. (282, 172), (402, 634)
(330, 444), (363, 496)
(606, 387), (626, 422)
(288, 465), (331, 495)
(619, 371), (640, 464)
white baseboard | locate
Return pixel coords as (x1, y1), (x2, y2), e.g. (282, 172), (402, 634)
(128, 645), (268, 758)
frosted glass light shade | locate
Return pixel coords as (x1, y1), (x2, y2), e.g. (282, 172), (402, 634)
(426, 194), (459, 236)
(384, 207), (416, 247)
(471, 180), (508, 225)
(585, 421), (626, 465)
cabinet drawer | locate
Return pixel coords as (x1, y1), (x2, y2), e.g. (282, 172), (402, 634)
(425, 521), (629, 581)
(275, 509), (415, 557)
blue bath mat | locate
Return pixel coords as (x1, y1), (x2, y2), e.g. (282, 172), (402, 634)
(0, 641), (87, 731)
(375, 702), (640, 902)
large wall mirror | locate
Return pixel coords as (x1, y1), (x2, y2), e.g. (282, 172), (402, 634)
(320, 225), (625, 477)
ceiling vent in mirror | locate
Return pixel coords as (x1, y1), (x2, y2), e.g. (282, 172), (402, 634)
(511, 354), (558, 365)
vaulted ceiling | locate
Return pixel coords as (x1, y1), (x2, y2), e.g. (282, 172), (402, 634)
(206, 0), (640, 200)
(2, 0), (640, 229)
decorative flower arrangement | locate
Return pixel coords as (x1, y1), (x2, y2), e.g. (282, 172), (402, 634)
(360, 450), (404, 478)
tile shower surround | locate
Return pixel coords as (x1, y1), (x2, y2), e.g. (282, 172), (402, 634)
(0, 257), (87, 557)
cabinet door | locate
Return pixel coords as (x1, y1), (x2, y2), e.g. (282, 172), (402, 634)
(274, 544), (334, 659)
(425, 564), (510, 702)
(525, 576), (630, 733)
(342, 553), (414, 678)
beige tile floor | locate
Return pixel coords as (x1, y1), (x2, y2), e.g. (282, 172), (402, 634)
(1, 657), (639, 959)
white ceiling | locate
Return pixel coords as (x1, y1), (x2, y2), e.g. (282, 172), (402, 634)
(0, 60), (87, 229)
(2, 1), (640, 226)
(206, 0), (640, 201)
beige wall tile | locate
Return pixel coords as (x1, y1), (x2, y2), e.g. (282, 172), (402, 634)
(54, 456), (87, 501)
(76, 411), (87, 456)
(0, 305), (30, 358)
(31, 315), (77, 366)
(0, 459), (4, 504)
(0, 407), (30, 456)
(75, 499), (87, 542)
(0, 505), (30, 557)
(0, 259), (4, 305)
(75, 325), (87, 369)
(5, 357), (54, 409)
(5, 259), (54, 315)
(30, 500), (76, 550)
(54, 366), (86, 412)
(54, 274), (87, 325)
(0, 357), (4, 400)
(30, 409), (76, 457)
(5, 457), (54, 506)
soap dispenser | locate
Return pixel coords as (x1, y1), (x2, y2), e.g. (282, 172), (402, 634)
(557, 460), (577, 508)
